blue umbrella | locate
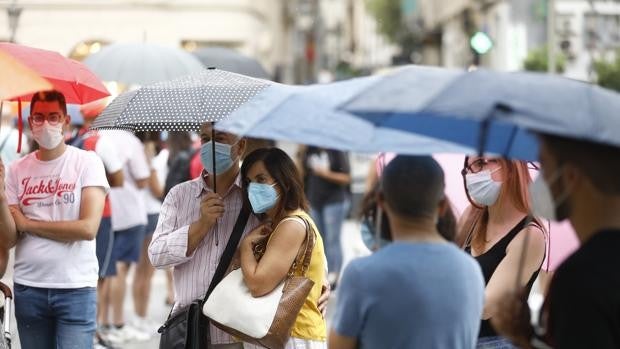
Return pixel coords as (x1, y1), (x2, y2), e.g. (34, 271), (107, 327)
(216, 75), (474, 155)
(342, 65), (620, 160)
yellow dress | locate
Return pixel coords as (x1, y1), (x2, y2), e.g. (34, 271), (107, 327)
(267, 209), (327, 342)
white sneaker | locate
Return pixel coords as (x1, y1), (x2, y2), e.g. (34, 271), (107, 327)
(106, 325), (151, 344)
(131, 317), (160, 337)
(100, 328), (128, 345)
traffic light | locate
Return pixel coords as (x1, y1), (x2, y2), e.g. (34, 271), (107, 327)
(470, 31), (494, 55)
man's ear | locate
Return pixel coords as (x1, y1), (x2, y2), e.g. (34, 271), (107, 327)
(27, 116), (33, 130)
(65, 114), (72, 127)
(438, 197), (449, 217)
(561, 164), (580, 193)
(236, 138), (247, 158)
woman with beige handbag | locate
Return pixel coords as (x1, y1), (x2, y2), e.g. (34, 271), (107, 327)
(204, 147), (327, 349)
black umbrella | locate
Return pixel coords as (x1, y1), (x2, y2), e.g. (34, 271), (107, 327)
(92, 68), (274, 191)
(192, 47), (270, 79)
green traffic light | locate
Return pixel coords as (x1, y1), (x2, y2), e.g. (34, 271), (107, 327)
(470, 32), (493, 55)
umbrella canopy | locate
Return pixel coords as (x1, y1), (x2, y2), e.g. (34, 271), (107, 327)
(216, 75), (473, 155)
(0, 51), (52, 100)
(192, 47), (270, 79)
(91, 68), (273, 132)
(342, 65), (620, 160)
(84, 42), (205, 86)
(0, 42), (110, 104)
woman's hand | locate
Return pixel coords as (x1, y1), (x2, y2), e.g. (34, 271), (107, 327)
(243, 223), (272, 246)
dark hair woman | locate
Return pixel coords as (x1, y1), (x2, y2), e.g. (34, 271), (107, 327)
(239, 147), (327, 348)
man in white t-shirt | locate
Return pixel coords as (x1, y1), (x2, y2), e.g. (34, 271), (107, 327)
(0, 90), (109, 348)
(103, 129), (151, 342)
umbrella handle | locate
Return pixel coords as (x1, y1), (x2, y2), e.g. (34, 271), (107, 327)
(211, 122), (216, 193)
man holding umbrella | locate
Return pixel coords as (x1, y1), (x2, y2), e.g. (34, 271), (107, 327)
(0, 90), (109, 347)
(493, 134), (620, 348)
(149, 123), (330, 346)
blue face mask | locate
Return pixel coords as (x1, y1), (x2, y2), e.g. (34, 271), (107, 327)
(201, 141), (236, 175)
(248, 182), (279, 214)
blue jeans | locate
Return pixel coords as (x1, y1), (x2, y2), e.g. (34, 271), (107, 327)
(311, 200), (347, 275)
(14, 283), (96, 349)
(477, 336), (518, 349)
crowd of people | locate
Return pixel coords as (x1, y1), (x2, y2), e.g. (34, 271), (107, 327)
(0, 89), (618, 349)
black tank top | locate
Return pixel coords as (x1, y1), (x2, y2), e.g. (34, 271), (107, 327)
(465, 217), (541, 338)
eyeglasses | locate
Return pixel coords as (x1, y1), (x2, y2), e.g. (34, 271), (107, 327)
(31, 113), (64, 126)
(461, 159), (540, 175)
(462, 158), (499, 175)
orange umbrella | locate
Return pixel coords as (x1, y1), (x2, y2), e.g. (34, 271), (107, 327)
(0, 51), (52, 100)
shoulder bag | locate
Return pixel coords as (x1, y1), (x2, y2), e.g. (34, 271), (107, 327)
(203, 215), (317, 349)
(158, 204), (251, 349)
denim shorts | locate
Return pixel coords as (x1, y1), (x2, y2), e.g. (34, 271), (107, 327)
(112, 225), (146, 264)
(145, 213), (159, 238)
(95, 217), (115, 278)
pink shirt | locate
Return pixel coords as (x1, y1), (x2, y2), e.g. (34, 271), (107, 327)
(148, 172), (259, 344)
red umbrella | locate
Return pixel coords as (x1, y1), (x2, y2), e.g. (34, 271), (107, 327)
(0, 42), (109, 103)
(0, 42), (109, 151)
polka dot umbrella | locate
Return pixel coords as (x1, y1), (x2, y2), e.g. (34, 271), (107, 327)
(90, 68), (276, 190)
(91, 68), (273, 132)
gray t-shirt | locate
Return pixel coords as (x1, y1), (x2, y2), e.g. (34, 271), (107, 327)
(333, 241), (485, 349)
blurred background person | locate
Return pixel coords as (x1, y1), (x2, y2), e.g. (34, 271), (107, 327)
(459, 156), (546, 349)
(164, 131), (194, 198)
(299, 146), (351, 289)
(105, 129), (151, 344)
(132, 131), (167, 336)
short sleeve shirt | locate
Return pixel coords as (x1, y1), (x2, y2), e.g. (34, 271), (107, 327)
(333, 242), (485, 349)
(6, 146), (109, 288)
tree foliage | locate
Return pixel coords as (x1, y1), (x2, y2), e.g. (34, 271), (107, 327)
(366, 0), (403, 43)
(366, 0), (419, 62)
(594, 54), (620, 92)
(523, 46), (566, 73)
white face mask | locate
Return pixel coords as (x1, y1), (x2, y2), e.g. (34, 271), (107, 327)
(529, 169), (569, 221)
(466, 168), (502, 206)
(32, 121), (64, 150)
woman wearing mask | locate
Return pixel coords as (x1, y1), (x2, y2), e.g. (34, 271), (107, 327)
(239, 148), (327, 349)
(459, 156), (546, 349)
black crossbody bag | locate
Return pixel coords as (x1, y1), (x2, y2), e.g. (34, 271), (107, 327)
(158, 204), (251, 349)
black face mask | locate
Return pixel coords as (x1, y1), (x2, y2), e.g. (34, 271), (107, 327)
(554, 176), (573, 221)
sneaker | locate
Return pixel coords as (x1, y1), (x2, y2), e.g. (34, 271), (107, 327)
(131, 317), (160, 337)
(94, 331), (118, 349)
(106, 325), (151, 344)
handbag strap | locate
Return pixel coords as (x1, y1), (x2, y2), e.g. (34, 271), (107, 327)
(203, 203), (251, 303)
(287, 215), (316, 277)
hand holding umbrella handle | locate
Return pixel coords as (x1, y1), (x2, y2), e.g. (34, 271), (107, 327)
(211, 122), (217, 193)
